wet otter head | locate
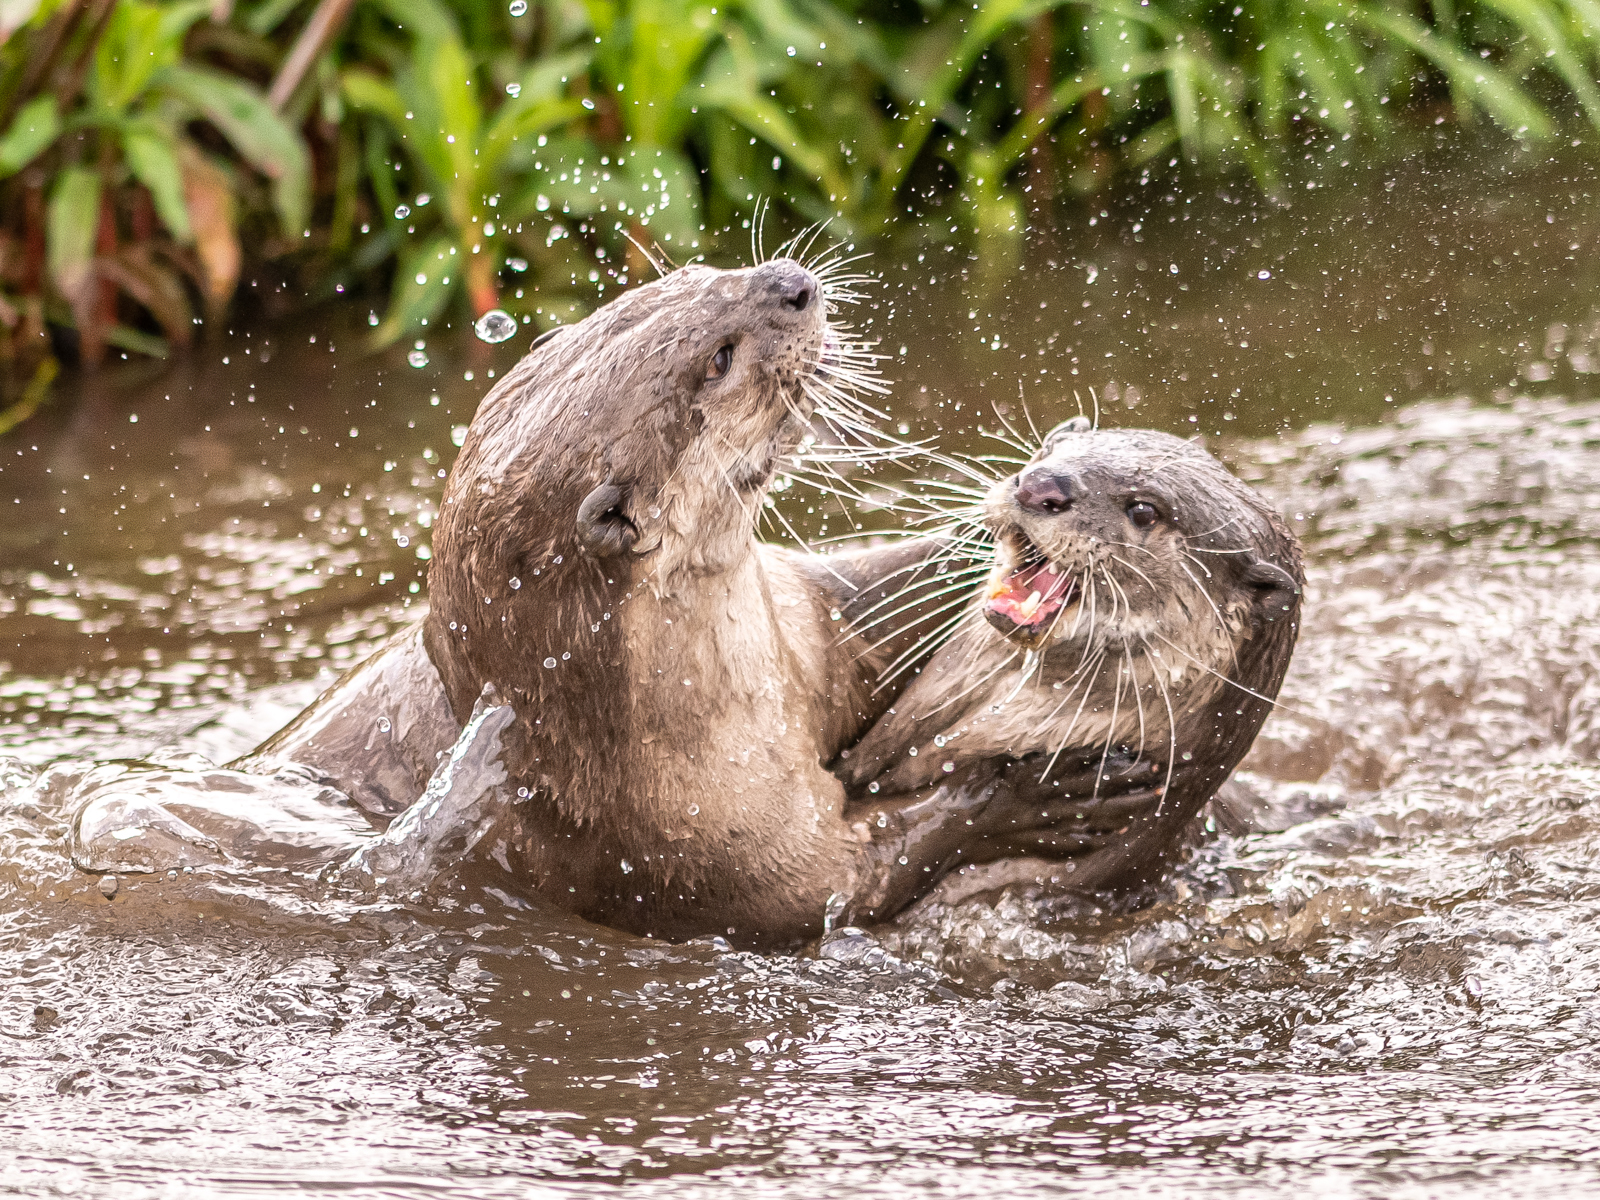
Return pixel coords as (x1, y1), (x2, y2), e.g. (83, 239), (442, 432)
(981, 417), (1301, 662)
(423, 257), (867, 770)
(432, 257), (831, 606)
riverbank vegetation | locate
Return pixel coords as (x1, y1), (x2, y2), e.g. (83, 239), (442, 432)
(2, 0), (1600, 429)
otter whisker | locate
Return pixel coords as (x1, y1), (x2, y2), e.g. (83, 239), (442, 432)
(911, 635), (1025, 720)
(1140, 633), (1180, 816)
(1187, 513), (1248, 540)
(843, 573), (993, 644)
(1038, 649), (1109, 783)
(1148, 630), (1316, 721)
(1091, 647), (1129, 802)
(1018, 385), (1043, 445)
(874, 604), (987, 690)
(1174, 557), (1237, 665)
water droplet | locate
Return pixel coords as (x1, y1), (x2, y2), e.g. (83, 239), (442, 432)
(509, 0), (527, 13)
(415, 193), (430, 206)
(682, 678), (692, 686)
(896, 855), (908, 866)
(933, 735), (946, 747)
(474, 309), (517, 344)
(543, 657), (557, 668)
(516, 786), (531, 799)
(1257, 269), (1271, 280)
(829, 608), (842, 621)
(451, 425), (468, 447)
(942, 761), (954, 773)
(408, 349), (429, 368)
(562, 652), (571, 661)
(396, 535), (409, 548)
(590, 622), (600, 632)
(786, 45), (796, 56)
(507, 257), (528, 272)
(688, 803), (699, 816)
(907, 747), (918, 756)
(368, 312), (380, 326)
(377, 716), (392, 733)
(620, 859), (633, 874)
(394, 204), (410, 219)
(875, 813), (887, 827)
(509, 576), (521, 589)
(581, 98), (595, 110)
(867, 782), (880, 793)
(552, 555), (563, 565)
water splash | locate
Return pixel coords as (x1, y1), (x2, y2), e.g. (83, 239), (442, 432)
(474, 310), (517, 344)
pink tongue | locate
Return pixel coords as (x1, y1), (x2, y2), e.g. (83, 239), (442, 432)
(987, 562), (1071, 627)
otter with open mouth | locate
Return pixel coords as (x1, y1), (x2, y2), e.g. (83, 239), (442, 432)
(836, 416), (1304, 910)
(66, 257), (1084, 946)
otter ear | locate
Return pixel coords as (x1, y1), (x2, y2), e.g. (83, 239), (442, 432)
(1041, 415), (1093, 453)
(1241, 555), (1299, 596)
(576, 481), (640, 557)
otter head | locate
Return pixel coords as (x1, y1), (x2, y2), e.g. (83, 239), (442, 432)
(424, 258), (843, 739)
(435, 257), (827, 600)
(980, 418), (1301, 660)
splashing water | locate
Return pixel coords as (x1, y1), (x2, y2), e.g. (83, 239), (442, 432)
(407, 349), (429, 368)
(474, 310), (518, 344)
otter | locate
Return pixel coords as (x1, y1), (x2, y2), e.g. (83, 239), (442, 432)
(836, 417), (1304, 914)
(66, 258), (1072, 946)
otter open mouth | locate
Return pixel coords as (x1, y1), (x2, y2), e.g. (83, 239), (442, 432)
(984, 547), (1078, 643)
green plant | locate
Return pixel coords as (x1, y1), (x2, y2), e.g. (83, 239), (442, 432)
(0, 0), (308, 364)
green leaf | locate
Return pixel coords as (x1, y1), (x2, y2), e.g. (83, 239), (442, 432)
(341, 69), (409, 128)
(47, 166), (100, 302)
(162, 65), (311, 234)
(0, 96), (60, 177)
(372, 234), (457, 345)
(123, 124), (192, 242)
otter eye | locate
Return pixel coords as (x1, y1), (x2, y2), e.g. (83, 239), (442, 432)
(706, 343), (734, 380)
(1127, 501), (1159, 529)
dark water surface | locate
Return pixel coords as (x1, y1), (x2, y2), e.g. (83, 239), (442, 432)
(6, 144), (1600, 1196)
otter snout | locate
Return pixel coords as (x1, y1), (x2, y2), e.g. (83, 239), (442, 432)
(752, 259), (819, 316)
(1014, 466), (1080, 515)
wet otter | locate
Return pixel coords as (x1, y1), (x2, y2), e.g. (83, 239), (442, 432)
(70, 258), (1063, 946)
(837, 417), (1304, 912)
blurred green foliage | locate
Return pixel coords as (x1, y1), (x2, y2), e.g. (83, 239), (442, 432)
(0, 0), (1596, 404)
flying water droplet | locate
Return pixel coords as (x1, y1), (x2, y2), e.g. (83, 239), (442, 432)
(415, 193), (430, 206)
(394, 204), (410, 219)
(505, 82), (521, 98)
(942, 762), (955, 773)
(509, 576), (521, 589)
(867, 782), (880, 793)
(408, 349), (429, 368)
(620, 859), (633, 874)
(933, 735), (946, 747)
(377, 717), (392, 733)
(396, 535), (409, 548)
(543, 657), (557, 669)
(368, 312), (380, 326)
(509, 0), (527, 13)
(688, 803), (699, 816)
(506, 257), (528, 272)
(474, 309), (517, 344)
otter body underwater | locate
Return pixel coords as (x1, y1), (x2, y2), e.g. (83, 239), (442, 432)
(839, 417), (1305, 909)
(56, 258), (1088, 946)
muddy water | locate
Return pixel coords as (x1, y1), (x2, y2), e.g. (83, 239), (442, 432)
(6, 144), (1600, 1196)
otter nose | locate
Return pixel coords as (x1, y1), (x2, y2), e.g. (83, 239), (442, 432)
(1014, 467), (1078, 515)
(754, 259), (818, 313)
